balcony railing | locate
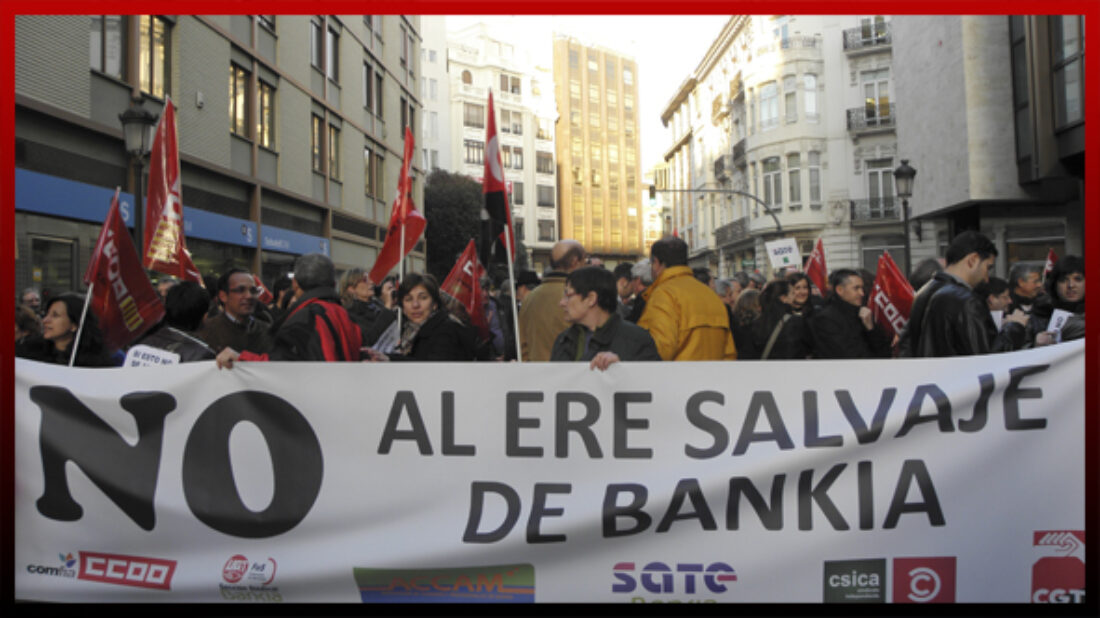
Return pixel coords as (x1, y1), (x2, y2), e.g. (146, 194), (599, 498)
(843, 23), (893, 52)
(850, 197), (901, 223)
(732, 138), (746, 166)
(847, 103), (896, 132)
(715, 216), (751, 247)
(757, 35), (820, 56)
(714, 154), (733, 180)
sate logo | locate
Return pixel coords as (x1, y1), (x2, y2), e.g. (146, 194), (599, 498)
(78, 551), (176, 590)
(823, 559), (885, 603)
(1032, 530), (1085, 604)
(892, 557), (955, 603)
(353, 564), (535, 603)
(611, 561), (737, 596)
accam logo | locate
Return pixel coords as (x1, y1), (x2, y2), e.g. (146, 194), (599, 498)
(78, 551), (176, 591)
(1032, 530), (1085, 604)
(25, 552), (78, 578)
(611, 561), (737, 597)
(823, 559), (886, 603)
(352, 564), (534, 603)
(892, 557), (956, 603)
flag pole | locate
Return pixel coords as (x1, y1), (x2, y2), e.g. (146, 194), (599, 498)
(397, 221), (405, 336)
(502, 227), (522, 363)
(69, 283), (94, 367)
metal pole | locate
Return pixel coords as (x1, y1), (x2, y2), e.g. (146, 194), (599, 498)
(656, 187), (782, 234)
(902, 198), (912, 276)
(133, 155), (145, 258)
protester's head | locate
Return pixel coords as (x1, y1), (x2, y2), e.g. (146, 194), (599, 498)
(828, 269), (865, 307)
(760, 279), (793, 310)
(42, 293), (103, 353)
(1046, 255), (1085, 307)
(732, 288), (762, 326)
(909, 257), (945, 291)
(216, 268), (258, 320)
(975, 277), (1012, 312)
(631, 259), (654, 290)
(550, 239), (586, 273)
(398, 273), (443, 325)
(16, 304), (42, 341)
(561, 266), (617, 328)
(785, 272), (812, 309)
(21, 287), (41, 311)
(715, 278), (742, 307)
(944, 231), (998, 287)
(747, 272), (767, 290)
(515, 270), (540, 303)
(272, 275), (293, 309)
(339, 268), (373, 306)
(692, 267), (714, 289)
(1007, 262), (1043, 301)
(731, 271), (751, 290)
(156, 276), (178, 301)
(164, 281), (211, 332)
(294, 253), (336, 293)
(650, 236), (688, 280)
(614, 262), (635, 299)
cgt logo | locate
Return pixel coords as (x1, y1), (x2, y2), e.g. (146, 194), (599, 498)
(892, 557), (956, 603)
(79, 551), (176, 590)
(1032, 530), (1084, 604)
(612, 561), (737, 595)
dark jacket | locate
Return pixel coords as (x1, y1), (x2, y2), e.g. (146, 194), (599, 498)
(897, 274), (951, 358)
(550, 313), (662, 362)
(17, 338), (116, 367)
(133, 323), (216, 362)
(347, 298), (395, 346)
(730, 314), (758, 360)
(749, 305), (812, 360)
(197, 311), (273, 355)
(915, 273), (1026, 357)
(389, 310), (481, 362)
(239, 287), (361, 362)
(810, 296), (891, 359)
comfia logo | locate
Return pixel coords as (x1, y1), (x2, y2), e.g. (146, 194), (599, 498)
(25, 552), (78, 579)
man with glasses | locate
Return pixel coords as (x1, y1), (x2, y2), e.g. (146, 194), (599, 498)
(198, 268), (273, 354)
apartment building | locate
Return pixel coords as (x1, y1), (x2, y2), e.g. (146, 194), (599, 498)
(15, 14), (423, 295)
(419, 16), (451, 174)
(552, 34), (644, 265)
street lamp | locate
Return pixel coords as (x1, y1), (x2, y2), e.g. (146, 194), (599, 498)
(893, 159), (917, 275)
(119, 99), (159, 253)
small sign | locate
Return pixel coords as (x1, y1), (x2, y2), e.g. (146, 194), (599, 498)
(765, 238), (802, 269)
(1048, 309), (1074, 342)
(124, 344), (181, 367)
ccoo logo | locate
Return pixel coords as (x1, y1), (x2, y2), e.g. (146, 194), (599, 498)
(892, 557), (955, 603)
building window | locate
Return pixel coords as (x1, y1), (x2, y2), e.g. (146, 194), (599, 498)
(1010, 16), (1032, 165)
(537, 117), (553, 141)
(328, 124), (340, 179)
(374, 152), (385, 199)
(866, 158), (895, 216)
(258, 81), (275, 149)
(429, 49), (437, 63)
(862, 69), (891, 124)
(538, 220), (555, 242)
(784, 75), (797, 123)
(400, 97), (407, 130)
(90, 15), (126, 80)
(407, 33), (416, 82)
(408, 101), (415, 134)
(363, 63), (373, 110)
(310, 17), (323, 70)
(860, 16), (888, 45)
(326, 25), (339, 81)
(429, 111), (438, 140)
(311, 114), (324, 172)
(513, 146), (524, 169)
(499, 109), (522, 134)
(513, 181), (524, 205)
(430, 150), (439, 170)
(462, 70), (472, 84)
(400, 26), (408, 74)
(375, 72), (384, 117)
(429, 78), (438, 101)
(464, 103), (485, 128)
(808, 151), (821, 204)
(759, 81), (778, 129)
(787, 153), (801, 206)
(139, 16), (170, 98)
(464, 140), (484, 165)
(537, 185), (554, 207)
(762, 157), (781, 207)
(365, 147), (376, 196)
(536, 152), (553, 174)
(229, 64), (249, 137)
(623, 66), (634, 86)
(500, 73), (521, 95)
(1051, 15), (1084, 128)
(502, 146), (523, 170)
(804, 74), (818, 118)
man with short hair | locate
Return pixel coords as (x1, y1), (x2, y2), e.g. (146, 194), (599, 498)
(637, 237), (736, 360)
(217, 253), (362, 367)
(519, 239), (587, 361)
(551, 266), (661, 370)
(1007, 262), (1050, 316)
(514, 270), (540, 305)
(714, 278), (742, 330)
(625, 259), (654, 323)
(131, 281), (216, 362)
(810, 269), (891, 359)
(747, 272), (766, 290)
(21, 287), (41, 313)
(908, 231), (1028, 357)
(975, 277), (1012, 312)
(198, 268), (273, 354)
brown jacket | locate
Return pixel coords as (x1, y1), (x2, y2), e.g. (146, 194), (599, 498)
(518, 272), (567, 361)
(197, 311), (273, 354)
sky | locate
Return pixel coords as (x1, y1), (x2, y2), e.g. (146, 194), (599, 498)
(445, 15), (729, 174)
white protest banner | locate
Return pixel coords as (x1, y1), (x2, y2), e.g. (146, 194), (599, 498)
(765, 238), (801, 270)
(14, 342), (1085, 604)
(123, 344), (181, 367)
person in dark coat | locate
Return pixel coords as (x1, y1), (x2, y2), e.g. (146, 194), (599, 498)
(367, 273), (480, 362)
(18, 293), (115, 367)
(1031, 255), (1084, 346)
(785, 271), (824, 319)
(129, 280), (216, 362)
(550, 266), (661, 370)
(198, 268), (273, 354)
(729, 289), (761, 360)
(810, 269), (891, 359)
(749, 279), (813, 360)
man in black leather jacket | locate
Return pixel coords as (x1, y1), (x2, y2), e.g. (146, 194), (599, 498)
(906, 231), (1028, 357)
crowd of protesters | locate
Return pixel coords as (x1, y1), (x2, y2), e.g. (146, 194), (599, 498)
(15, 230), (1085, 370)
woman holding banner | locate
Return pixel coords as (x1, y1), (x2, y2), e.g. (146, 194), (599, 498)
(17, 294), (116, 367)
(367, 273), (481, 362)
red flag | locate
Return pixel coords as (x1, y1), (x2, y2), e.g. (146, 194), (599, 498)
(869, 251), (915, 338)
(1043, 248), (1058, 282)
(253, 274), (274, 305)
(144, 96), (202, 284)
(441, 239), (490, 338)
(84, 189), (166, 351)
(369, 127), (426, 284)
(805, 238), (827, 293)
(481, 90), (516, 266)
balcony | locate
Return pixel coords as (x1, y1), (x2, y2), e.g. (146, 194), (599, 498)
(850, 198), (902, 225)
(732, 138), (746, 167)
(715, 216), (752, 247)
(843, 23), (892, 54)
(847, 103), (896, 134)
(714, 154), (733, 181)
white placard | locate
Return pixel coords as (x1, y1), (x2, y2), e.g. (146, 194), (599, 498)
(765, 238), (802, 269)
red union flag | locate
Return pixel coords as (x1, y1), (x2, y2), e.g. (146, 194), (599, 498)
(805, 237), (827, 293)
(481, 89), (516, 266)
(84, 189), (165, 351)
(870, 251), (914, 338)
(253, 274), (274, 305)
(1042, 248), (1058, 282)
(144, 96), (201, 283)
(369, 126), (426, 284)
(441, 239), (489, 338)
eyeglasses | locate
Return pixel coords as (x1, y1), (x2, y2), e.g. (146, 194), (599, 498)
(228, 286), (261, 296)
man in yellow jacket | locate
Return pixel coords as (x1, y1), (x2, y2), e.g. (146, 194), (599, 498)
(637, 236), (737, 361)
